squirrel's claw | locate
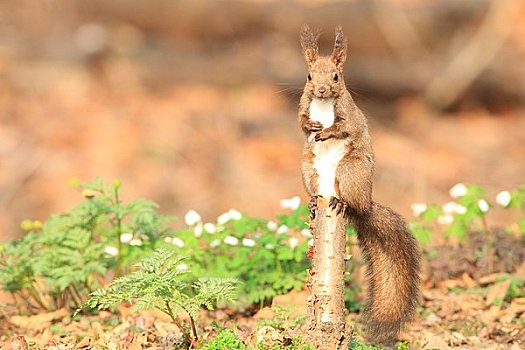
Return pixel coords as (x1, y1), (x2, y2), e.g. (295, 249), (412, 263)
(314, 131), (331, 142)
(329, 196), (348, 216)
(309, 121), (323, 133)
(308, 195), (319, 220)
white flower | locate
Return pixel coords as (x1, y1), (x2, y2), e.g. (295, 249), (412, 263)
(184, 210), (202, 226)
(410, 203), (427, 217)
(449, 183), (468, 198)
(224, 236), (239, 246)
(455, 205), (467, 214)
(194, 223), (203, 237)
(163, 237), (173, 243)
(442, 202), (467, 215)
(217, 209), (242, 225)
(104, 246), (119, 256)
(217, 212), (231, 225)
(129, 239), (142, 246)
(300, 229), (312, 238)
(308, 238), (314, 246)
(176, 263), (189, 271)
(496, 191), (511, 207)
(442, 202), (457, 214)
(210, 239), (221, 248)
(289, 237), (299, 249)
(277, 225), (288, 234)
(242, 238), (256, 247)
(228, 209), (242, 220)
(204, 223), (216, 234)
(266, 221), (278, 231)
(171, 237), (185, 248)
(478, 199), (489, 213)
(120, 233), (133, 243)
(280, 196), (301, 210)
(437, 214), (454, 225)
(264, 243), (275, 250)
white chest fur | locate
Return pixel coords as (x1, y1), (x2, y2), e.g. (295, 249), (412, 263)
(309, 98), (335, 128)
(309, 98), (346, 198)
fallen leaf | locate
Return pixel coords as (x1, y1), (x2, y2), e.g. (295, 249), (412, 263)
(9, 309), (69, 331)
(449, 331), (467, 346)
(461, 272), (476, 289)
(500, 298), (525, 323)
(478, 273), (506, 286)
(421, 330), (450, 349)
(7, 336), (28, 350)
(514, 261), (525, 279)
(422, 312), (441, 326)
(485, 279), (511, 307)
(75, 336), (92, 349)
(128, 342), (142, 350)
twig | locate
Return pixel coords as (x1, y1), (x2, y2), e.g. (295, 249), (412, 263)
(164, 301), (198, 347)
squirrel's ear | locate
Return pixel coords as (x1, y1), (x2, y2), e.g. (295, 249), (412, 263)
(300, 24), (319, 68)
(331, 26), (347, 70)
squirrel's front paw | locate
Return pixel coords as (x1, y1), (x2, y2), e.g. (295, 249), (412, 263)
(329, 196), (348, 216)
(314, 130), (332, 142)
(306, 120), (323, 133)
(308, 195), (320, 220)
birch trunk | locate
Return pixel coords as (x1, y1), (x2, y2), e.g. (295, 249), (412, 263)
(304, 197), (351, 349)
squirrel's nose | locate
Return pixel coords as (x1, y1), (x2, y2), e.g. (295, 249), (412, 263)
(318, 87), (326, 94)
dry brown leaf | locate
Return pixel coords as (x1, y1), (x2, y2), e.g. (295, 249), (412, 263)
(500, 297), (525, 323)
(153, 320), (182, 337)
(480, 305), (501, 324)
(253, 307), (274, 321)
(74, 336), (92, 349)
(449, 331), (467, 346)
(515, 261), (525, 279)
(478, 273), (506, 286)
(421, 330), (450, 349)
(128, 342), (142, 350)
(9, 309), (69, 331)
(461, 272), (476, 289)
(485, 279), (511, 307)
(422, 312), (442, 326)
(7, 336), (28, 350)
(422, 288), (444, 301)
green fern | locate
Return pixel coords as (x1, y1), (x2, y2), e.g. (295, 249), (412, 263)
(0, 178), (176, 312)
(81, 248), (238, 346)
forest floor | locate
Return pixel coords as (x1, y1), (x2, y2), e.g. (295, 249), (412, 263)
(1, 230), (523, 350)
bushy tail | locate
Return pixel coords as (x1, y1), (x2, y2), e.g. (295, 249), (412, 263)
(352, 201), (421, 345)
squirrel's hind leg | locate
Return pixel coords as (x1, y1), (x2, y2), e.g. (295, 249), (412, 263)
(335, 153), (373, 217)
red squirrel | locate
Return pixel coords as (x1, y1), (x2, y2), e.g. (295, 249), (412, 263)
(298, 25), (421, 345)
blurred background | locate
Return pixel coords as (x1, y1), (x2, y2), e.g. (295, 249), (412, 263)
(1, 0), (524, 239)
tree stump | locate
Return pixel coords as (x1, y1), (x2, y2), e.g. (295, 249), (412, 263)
(304, 197), (351, 349)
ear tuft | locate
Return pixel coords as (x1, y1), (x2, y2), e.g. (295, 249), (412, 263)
(300, 24), (320, 67)
(332, 26), (347, 70)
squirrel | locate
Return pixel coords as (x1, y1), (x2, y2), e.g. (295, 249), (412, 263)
(297, 25), (421, 345)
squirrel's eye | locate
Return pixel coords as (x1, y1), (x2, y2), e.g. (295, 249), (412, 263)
(333, 73), (339, 82)
(307, 73), (312, 81)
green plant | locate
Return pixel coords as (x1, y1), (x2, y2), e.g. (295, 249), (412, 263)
(0, 178), (172, 312)
(257, 337), (313, 350)
(82, 248), (237, 348)
(199, 329), (247, 350)
(496, 185), (525, 234)
(496, 274), (525, 300)
(347, 337), (410, 350)
(258, 304), (304, 331)
(166, 202), (313, 307)
(348, 338), (382, 350)
(410, 183), (496, 271)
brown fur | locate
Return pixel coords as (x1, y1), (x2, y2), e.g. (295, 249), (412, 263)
(298, 25), (421, 345)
